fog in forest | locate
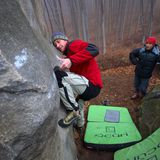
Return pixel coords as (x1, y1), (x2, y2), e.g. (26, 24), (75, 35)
(40, 0), (160, 54)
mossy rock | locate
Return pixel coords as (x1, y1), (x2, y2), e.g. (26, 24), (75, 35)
(139, 85), (160, 138)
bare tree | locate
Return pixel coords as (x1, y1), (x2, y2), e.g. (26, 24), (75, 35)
(66, 0), (81, 38)
(79, 0), (89, 41)
(140, 0), (146, 43)
(100, 0), (106, 54)
(148, 0), (155, 36)
(57, 0), (66, 33)
(40, 0), (160, 52)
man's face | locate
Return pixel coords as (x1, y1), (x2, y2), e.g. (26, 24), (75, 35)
(145, 42), (154, 50)
(53, 39), (68, 52)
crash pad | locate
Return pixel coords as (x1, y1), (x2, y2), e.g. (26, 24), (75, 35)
(114, 128), (160, 160)
(84, 105), (142, 151)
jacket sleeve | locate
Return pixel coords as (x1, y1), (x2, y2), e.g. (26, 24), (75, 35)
(68, 40), (99, 65)
(157, 46), (160, 63)
(129, 48), (140, 65)
(157, 54), (160, 63)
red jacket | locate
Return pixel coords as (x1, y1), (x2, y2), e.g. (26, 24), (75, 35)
(64, 40), (103, 88)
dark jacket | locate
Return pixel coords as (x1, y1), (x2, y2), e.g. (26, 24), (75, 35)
(129, 45), (160, 78)
(64, 39), (103, 88)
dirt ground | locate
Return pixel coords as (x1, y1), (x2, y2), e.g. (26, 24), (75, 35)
(74, 37), (160, 159)
(74, 64), (160, 160)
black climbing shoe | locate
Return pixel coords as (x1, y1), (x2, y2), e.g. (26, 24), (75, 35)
(58, 110), (80, 128)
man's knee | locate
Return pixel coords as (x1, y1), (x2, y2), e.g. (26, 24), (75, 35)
(79, 82), (101, 101)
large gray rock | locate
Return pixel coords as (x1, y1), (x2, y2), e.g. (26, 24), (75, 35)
(139, 85), (160, 138)
(0, 0), (77, 160)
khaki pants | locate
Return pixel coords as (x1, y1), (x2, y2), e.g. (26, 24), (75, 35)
(54, 68), (100, 127)
(56, 71), (89, 127)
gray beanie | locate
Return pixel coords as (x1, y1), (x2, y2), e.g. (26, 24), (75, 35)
(51, 32), (68, 43)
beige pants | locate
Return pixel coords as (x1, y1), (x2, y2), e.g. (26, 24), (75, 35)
(59, 72), (89, 127)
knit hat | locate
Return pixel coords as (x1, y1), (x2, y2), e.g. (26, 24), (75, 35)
(51, 32), (68, 43)
(145, 36), (156, 45)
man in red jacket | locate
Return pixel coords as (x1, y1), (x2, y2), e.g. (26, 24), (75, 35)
(52, 32), (103, 128)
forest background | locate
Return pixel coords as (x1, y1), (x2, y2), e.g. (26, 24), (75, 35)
(36, 0), (160, 70)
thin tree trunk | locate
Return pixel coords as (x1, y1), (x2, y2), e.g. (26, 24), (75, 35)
(148, 0), (154, 36)
(43, 0), (54, 33)
(57, 0), (66, 33)
(101, 0), (106, 54)
(121, 0), (127, 41)
(79, 0), (89, 41)
(140, 0), (146, 43)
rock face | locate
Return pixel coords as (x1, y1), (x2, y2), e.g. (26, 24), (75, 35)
(0, 0), (77, 160)
(139, 85), (160, 138)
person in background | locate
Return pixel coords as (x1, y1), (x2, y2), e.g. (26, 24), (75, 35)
(52, 32), (103, 128)
(129, 36), (160, 100)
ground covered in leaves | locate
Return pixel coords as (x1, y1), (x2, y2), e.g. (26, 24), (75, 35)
(74, 47), (160, 160)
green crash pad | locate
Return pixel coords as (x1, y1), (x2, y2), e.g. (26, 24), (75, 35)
(84, 122), (141, 150)
(87, 105), (133, 123)
(114, 128), (160, 160)
(84, 105), (142, 151)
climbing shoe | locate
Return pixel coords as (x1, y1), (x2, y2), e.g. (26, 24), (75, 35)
(58, 110), (80, 128)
